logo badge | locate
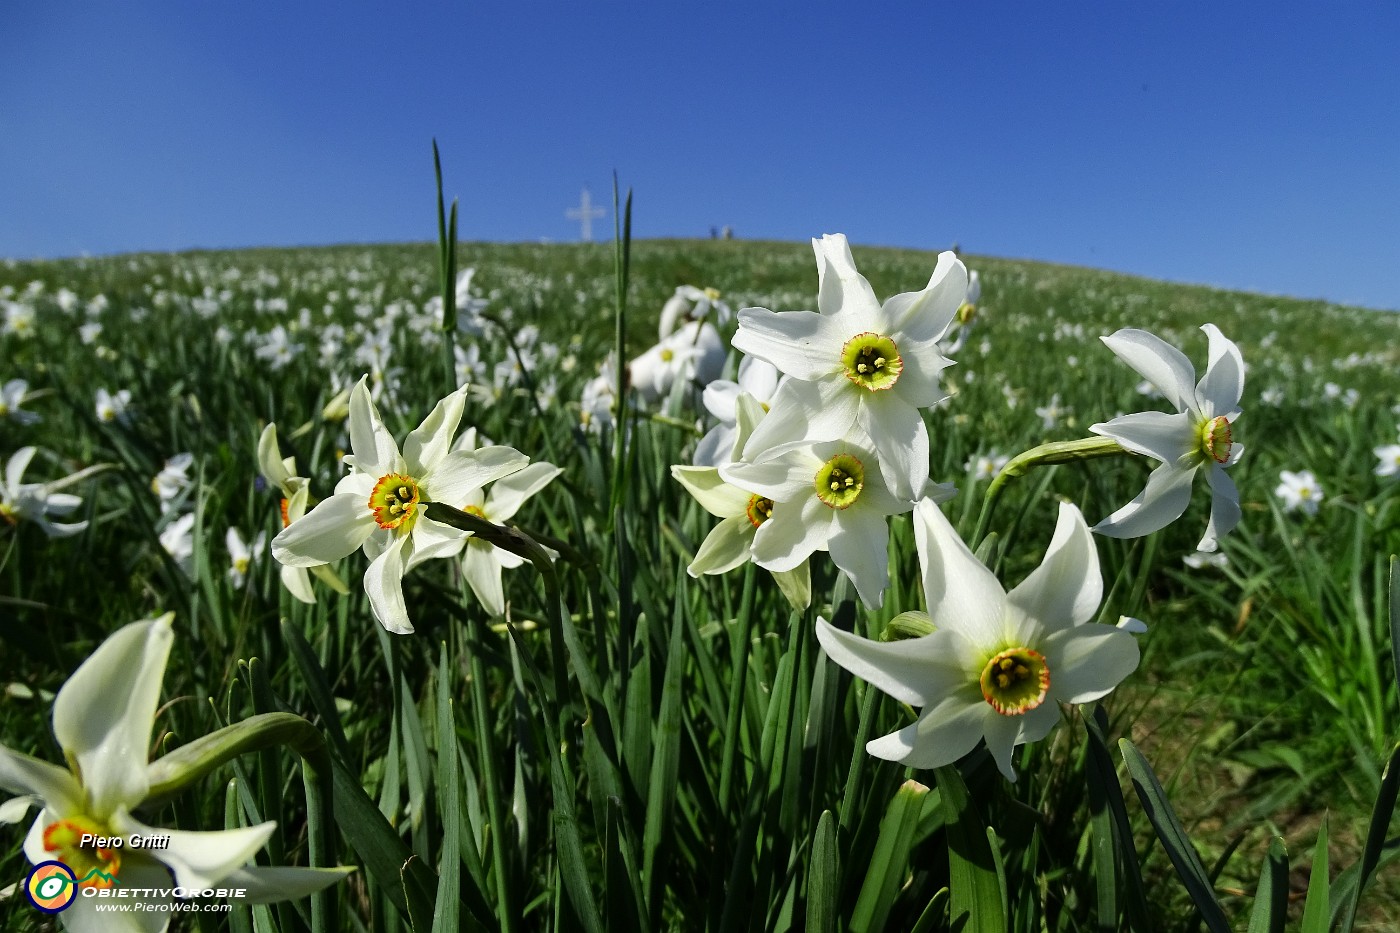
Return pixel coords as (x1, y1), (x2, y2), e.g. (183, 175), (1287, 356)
(24, 861), (77, 913)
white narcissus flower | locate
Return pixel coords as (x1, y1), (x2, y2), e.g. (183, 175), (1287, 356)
(226, 527), (266, 590)
(271, 377), (528, 634)
(1275, 469), (1324, 515)
(1, 378), (41, 425)
(159, 513), (196, 579)
(1375, 444), (1400, 479)
(95, 387), (132, 424)
(720, 434), (914, 609)
(1, 447), (104, 538)
(733, 235), (966, 499)
(628, 320), (726, 404)
(965, 452), (1009, 483)
(693, 355), (781, 467)
(659, 285), (733, 338)
(0, 617), (352, 932)
(673, 394), (813, 609)
(451, 428), (562, 617)
(256, 423), (350, 605)
(1090, 324), (1245, 552)
(817, 499), (1142, 781)
(150, 454), (194, 514)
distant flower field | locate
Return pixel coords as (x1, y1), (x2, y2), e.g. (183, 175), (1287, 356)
(2, 233), (1399, 931)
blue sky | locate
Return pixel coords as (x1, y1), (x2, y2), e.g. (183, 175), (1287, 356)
(3, 3), (1397, 310)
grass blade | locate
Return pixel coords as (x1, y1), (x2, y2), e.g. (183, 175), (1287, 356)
(1246, 836), (1286, 933)
(935, 765), (1006, 933)
(806, 809), (839, 933)
(1119, 738), (1231, 933)
(1300, 815), (1330, 933)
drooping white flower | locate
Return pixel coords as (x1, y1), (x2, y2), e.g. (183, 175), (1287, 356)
(0, 617), (352, 932)
(159, 513), (196, 578)
(1275, 469), (1324, 515)
(1374, 444), (1400, 479)
(1, 447), (103, 538)
(257, 423), (347, 603)
(451, 428), (561, 617)
(272, 377), (529, 634)
(693, 355), (781, 467)
(659, 285), (733, 338)
(816, 499), (1142, 781)
(732, 234), (966, 498)
(1, 378), (40, 425)
(1090, 324), (1245, 552)
(455, 267), (489, 335)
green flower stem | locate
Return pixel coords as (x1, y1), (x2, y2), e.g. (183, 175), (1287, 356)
(972, 437), (1133, 548)
(141, 711), (338, 933)
(716, 562), (758, 809)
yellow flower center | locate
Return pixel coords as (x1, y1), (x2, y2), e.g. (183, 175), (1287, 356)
(233, 556), (250, 575)
(660, 348), (675, 363)
(464, 504), (488, 520)
(840, 332), (902, 391)
(978, 647), (1050, 716)
(814, 453), (865, 509)
(42, 816), (121, 887)
(957, 301), (977, 325)
(744, 495), (774, 528)
(703, 287), (721, 301)
(0, 502), (16, 525)
(1199, 415), (1233, 463)
(369, 473), (422, 533)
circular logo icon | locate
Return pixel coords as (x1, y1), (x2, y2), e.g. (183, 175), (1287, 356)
(25, 861), (77, 913)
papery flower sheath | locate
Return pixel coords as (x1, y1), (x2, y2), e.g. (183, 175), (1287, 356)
(732, 234), (966, 499)
(1090, 324), (1245, 552)
(817, 499), (1141, 781)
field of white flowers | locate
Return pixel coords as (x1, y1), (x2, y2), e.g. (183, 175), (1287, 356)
(2, 213), (1399, 931)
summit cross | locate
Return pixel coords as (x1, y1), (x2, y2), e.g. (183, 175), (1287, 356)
(566, 188), (606, 242)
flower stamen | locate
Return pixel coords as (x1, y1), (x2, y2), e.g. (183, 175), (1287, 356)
(840, 332), (903, 391)
(744, 495), (774, 528)
(978, 647), (1050, 716)
(369, 473), (422, 532)
(43, 816), (121, 886)
(814, 453), (865, 509)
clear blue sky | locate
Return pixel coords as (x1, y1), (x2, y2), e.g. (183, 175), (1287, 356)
(3, 3), (1397, 310)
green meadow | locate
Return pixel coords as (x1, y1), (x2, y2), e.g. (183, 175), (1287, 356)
(2, 236), (1399, 931)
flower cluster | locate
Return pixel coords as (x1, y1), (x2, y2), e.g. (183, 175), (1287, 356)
(677, 234), (968, 609)
(271, 376), (558, 632)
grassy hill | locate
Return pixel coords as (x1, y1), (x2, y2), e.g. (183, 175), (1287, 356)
(2, 239), (1398, 930)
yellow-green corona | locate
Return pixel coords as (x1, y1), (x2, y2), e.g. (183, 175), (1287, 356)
(839, 332), (902, 391)
(1200, 414), (1233, 464)
(744, 494), (774, 528)
(814, 453), (865, 509)
(978, 647), (1051, 716)
(369, 472), (422, 532)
